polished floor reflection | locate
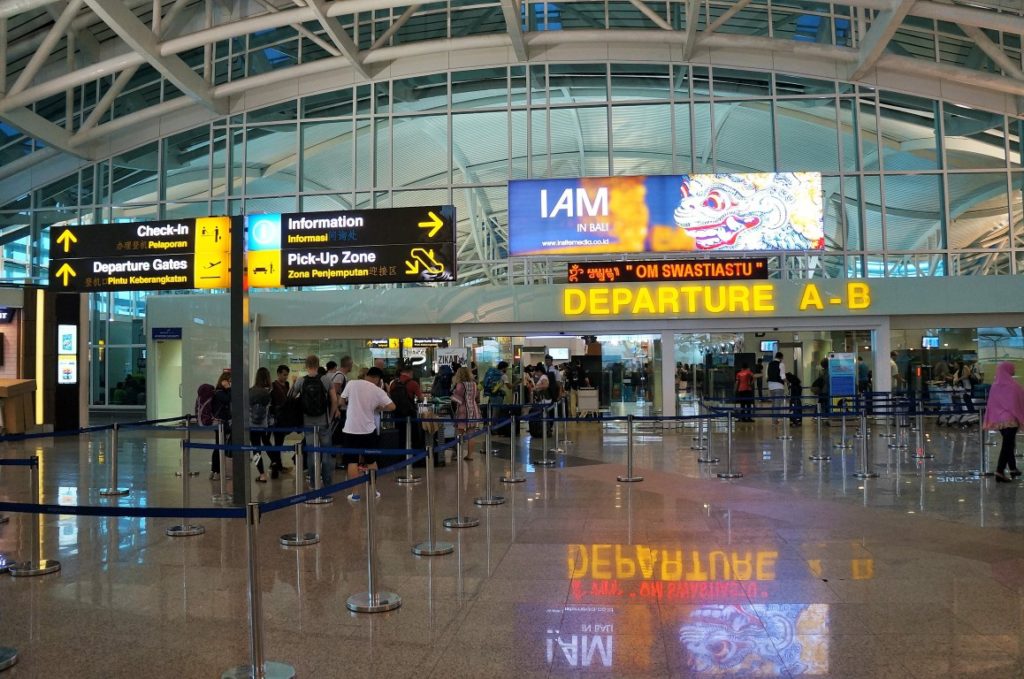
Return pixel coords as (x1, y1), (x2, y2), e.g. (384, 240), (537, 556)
(1, 411), (1023, 677)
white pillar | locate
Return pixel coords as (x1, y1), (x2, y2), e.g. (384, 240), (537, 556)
(660, 331), (676, 417)
(872, 320), (892, 393)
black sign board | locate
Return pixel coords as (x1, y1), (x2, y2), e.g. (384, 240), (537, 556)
(567, 258), (769, 284)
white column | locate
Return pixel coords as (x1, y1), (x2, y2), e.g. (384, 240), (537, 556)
(872, 319), (892, 393)
(660, 331), (676, 417)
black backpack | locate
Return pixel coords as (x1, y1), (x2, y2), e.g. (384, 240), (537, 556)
(767, 360), (782, 383)
(389, 380), (416, 418)
(547, 371), (562, 401)
(300, 375), (327, 417)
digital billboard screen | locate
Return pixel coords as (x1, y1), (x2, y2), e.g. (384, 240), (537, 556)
(508, 173), (823, 256)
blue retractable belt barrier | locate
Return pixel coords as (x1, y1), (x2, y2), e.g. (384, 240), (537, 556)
(377, 451), (426, 477)
(0, 500), (245, 520)
(259, 475), (366, 513)
(0, 458), (36, 466)
(183, 442), (295, 453)
(303, 445), (417, 457)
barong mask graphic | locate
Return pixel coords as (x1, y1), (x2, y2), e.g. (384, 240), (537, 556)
(673, 174), (807, 251)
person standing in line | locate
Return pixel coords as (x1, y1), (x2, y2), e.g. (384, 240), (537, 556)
(451, 366), (482, 460)
(339, 366), (396, 501)
(288, 355), (337, 488)
(248, 367), (272, 482)
(269, 365), (293, 476)
(734, 363), (755, 422)
(532, 363), (550, 404)
(984, 361), (1024, 483)
(890, 352), (902, 393)
(786, 372), (803, 426)
(766, 352), (786, 424)
(857, 356), (873, 415)
(210, 370), (232, 480)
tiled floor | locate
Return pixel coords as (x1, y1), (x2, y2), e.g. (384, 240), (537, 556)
(1, 407), (1024, 678)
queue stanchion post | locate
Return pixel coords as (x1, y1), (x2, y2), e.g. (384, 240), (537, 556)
(396, 417), (421, 485)
(8, 457), (60, 577)
(777, 406), (792, 441)
(166, 439), (206, 537)
(970, 406), (993, 478)
(99, 423), (130, 496)
(346, 470), (402, 613)
(809, 402), (831, 461)
(696, 405), (720, 464)
(533, 405), (555, 466)
(413, 443), (455, 556)
(443, 437), (479, 529)
(280, 443), (319, 547)
(222, 503), (295, 679)
(834, 402), (852, 449)
(501, 413), (525, 484)
(213, 422), (231, 503)
(913, 411), (933, 460)
(550, 401), (565, 455)
(691, 402), (707, 451)
(304, 426), (333, 505)
(855, 407), (867, 439)
(175, 417), (200, 477)
(617, 414), (643, 482)
(561, 398), (572, 447)
(717, 412), (743, 479)
(474, 425), (505, 506)
(853, 409), (878, 479)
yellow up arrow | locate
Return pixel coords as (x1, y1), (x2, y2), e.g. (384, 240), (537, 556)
(55, 229), (78, 253)
(417, 211), (444, 238)
(55, 262), (76, 286)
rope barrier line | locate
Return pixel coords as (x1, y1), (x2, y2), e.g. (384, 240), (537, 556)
(259, 476), (367, 513)
(0, 500), (245, 520)
(184, 442), (297, 453)
(303, 446), (418, 457)
(0, 458), (37, 467)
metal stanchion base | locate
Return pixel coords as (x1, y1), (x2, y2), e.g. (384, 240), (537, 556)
(442, 516), (480, 528)
(221, 661), (295, 679)
(697, 456), (719, 464)
(690, 444), (707, 451)
(833, 441), (853, 449)
(396, 474), (422, 485)
(777, 435), (793, 441)
(174, 471), (201, 477)
(532, 457), (555, 466)
(346, 591), (402, 613)
(879, 433), (896, 439)
(549, 447), (565, 455)
(0, 554), (10, 574)
(8, 559), (61, 577)
(500, 474), (526, 483)
(0, 515), (8, 524)
(304, 496), (333, 505)
(412, 541), (455, 556)
(852, 472), (879, 479)
(808, 454), (831, 461)
(617, 475), (644, 482)
(969, 470), (994, 478)
(166, 524), (205, 537)
(717, 472), (744, 479)
(211, 493), (233, 504)
(279, 532), (319, 547)
(99, 487), (130, 496)
(474, 496), (505, 506)
(0, 647), (17, 671)
(913, 453), (935, 460)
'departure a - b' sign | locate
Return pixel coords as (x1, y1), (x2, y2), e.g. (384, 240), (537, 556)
(48, 218), (232, 292)
(245, 206), (456, 288)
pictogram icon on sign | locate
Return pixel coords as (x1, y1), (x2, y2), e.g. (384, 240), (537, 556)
(417, 211), (444, 238)
(404, 247), (444, 275)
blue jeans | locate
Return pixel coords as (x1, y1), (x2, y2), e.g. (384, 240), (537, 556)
(303, 419), (333, 486)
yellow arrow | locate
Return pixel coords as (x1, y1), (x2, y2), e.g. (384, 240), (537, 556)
(404, 258), (420, 275)
(55, 229), (78, 253)
(55, 262), (76, 286)
(417, 211), (444, 238)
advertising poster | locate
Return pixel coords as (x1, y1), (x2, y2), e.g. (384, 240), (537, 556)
(828, 353), (857, 398)
(509, 173), (824, 256)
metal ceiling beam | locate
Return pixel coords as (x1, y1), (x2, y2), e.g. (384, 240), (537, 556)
(682, 0), (701, 60)
(303, 0), (371, 79)
(851, 0), (916, 81)
(83, 0), (228, 114)
(499, 0), (527, 60)
(0, 106), (89, 157)
(959, 23), (1024, 82)
(7, 0), (82, 96)
(705, 0), (752, 35)
(626, 0), (672, 31)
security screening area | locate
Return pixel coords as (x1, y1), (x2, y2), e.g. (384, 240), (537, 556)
(6, 0), (1024, 675)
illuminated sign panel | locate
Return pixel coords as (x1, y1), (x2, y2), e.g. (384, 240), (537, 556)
(562, 282), (871, 317)
(48, 217), (232, 291)
(246, 206), (456, 288)
(509, 173), (824, 256)
(568, 258), (768, 284)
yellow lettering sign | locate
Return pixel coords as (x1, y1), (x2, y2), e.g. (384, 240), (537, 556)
(799, 283), (824, 310)
(848, 281), (870, 309)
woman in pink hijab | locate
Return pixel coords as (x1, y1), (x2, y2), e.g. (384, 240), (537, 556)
(983, 361), (1024, 482)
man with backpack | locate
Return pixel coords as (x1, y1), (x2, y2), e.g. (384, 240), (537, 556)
(288, 355), (337, 487)
(482, 361), (510, 413)
(328, 356), (353, 451)
(389, 365), (424, 451)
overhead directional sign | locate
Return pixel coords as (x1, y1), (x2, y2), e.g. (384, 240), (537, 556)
(246, 206), (457, 288)
(48, 217), (232, 292)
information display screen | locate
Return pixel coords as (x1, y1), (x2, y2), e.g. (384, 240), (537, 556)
(567, 258), (767, 284)
(509, 173), (823, 256)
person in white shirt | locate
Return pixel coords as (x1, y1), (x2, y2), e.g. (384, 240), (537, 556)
(339, 366), (395, 500)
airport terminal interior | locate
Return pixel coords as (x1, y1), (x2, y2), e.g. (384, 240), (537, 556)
(3, 0), (1024, 677)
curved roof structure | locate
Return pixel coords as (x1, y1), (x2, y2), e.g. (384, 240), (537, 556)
(0, 0), (1022, 176)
